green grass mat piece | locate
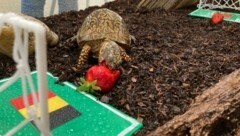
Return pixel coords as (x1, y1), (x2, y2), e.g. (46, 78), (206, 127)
(189, 9), (240, 23)
(0, 71), (142, 136)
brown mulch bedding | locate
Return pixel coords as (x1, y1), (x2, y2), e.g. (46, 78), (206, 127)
(1, 0), (240, 135)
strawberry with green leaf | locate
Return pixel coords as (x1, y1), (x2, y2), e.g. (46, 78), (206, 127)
(77, 78), (101, 94)
(77, 65), (120, 94)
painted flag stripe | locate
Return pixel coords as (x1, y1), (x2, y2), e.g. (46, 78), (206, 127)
(30, 105), (81, 130)
(49, 105), (81, 129)
(18, 96), (68, 118)
(10, 91), (55, 110)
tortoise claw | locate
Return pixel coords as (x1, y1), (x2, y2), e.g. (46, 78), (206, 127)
(66, 35), (77, 43)
(72, 66), (82, 73)
(125, 56), (132, 62)
(72, 66), (78, 72)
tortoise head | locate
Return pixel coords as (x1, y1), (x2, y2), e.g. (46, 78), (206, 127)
(99, 40), (122, 69)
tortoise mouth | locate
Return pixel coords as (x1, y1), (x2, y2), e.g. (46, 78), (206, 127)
(99, 60), (116, 70)
(99, 61), (106, 66)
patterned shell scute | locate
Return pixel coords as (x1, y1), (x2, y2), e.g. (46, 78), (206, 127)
(78, 8), (131, 48)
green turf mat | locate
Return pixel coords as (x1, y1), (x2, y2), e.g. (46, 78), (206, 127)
(189, 9), (240, 23)
(0, 71), (142, 136)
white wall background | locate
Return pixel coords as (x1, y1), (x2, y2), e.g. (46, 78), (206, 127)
(0, 0), (114, 17)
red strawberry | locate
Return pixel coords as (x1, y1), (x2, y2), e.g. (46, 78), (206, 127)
(77, 65), (120, 94)
(211, 13), (224, 25)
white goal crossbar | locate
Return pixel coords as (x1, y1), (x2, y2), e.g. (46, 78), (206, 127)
(0, 13), (50, 135)
(198, 0), (240, 10)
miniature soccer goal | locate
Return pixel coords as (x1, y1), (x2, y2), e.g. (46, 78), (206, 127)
(198, 0), (240, 10)
(0, 13), (50, 135)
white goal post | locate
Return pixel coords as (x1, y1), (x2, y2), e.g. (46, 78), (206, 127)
(0, 13), (50, 135)
(198, 0), (240, 10)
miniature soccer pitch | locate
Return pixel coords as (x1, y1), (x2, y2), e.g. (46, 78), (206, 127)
(189, 9), (240, 23)
(0, 71), (142, 136)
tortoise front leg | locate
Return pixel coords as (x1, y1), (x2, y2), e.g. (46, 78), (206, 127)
(73, 44), (91, 71)
(120, 48), (132, 62)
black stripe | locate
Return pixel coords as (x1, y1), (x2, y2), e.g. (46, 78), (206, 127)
(31, 105), (81, 130)
(49, 105), (81, 129)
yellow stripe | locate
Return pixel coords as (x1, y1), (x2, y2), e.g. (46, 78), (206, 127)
(18, 96), (68, 118)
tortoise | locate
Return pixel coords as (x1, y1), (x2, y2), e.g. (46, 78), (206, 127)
(0, 13), (59, 57)
(74, 8), (135, 70)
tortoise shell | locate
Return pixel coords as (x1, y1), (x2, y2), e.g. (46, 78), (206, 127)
(20, 13), (59, 46)
(0, 13), (59, 57)
(77, 8), (132, 50)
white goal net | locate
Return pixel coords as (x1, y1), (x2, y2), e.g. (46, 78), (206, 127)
(198, 0), (240, 10)
(0, 13), (50, 135)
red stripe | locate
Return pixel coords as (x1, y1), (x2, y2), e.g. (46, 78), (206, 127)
(10, 91), (55, 110)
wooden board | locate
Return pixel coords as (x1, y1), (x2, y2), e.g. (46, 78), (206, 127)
(137, 0), (198, 10)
